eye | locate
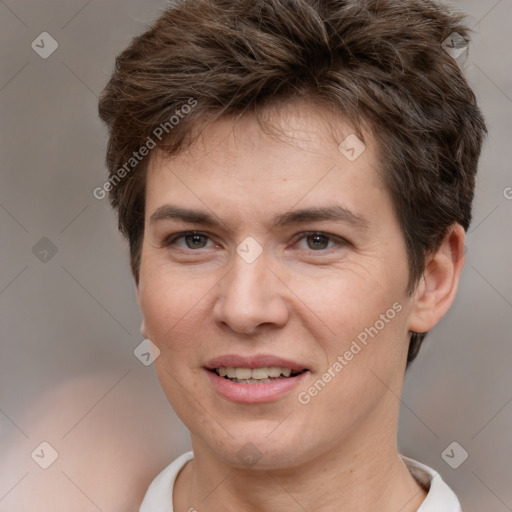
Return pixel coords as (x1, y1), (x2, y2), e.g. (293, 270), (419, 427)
(293, 232), (348, 251)
(163, 231), (215, 250)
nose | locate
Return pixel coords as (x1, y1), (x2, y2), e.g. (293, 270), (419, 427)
(212, 251), (290, 335)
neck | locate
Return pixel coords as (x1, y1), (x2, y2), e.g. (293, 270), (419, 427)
(175, 415), (427, 512)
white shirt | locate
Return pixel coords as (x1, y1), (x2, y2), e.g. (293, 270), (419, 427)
(140, 451), (461, 512)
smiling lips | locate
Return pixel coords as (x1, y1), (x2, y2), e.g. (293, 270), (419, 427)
(215, 366), (299, 382)
(204, 354), (310, 402)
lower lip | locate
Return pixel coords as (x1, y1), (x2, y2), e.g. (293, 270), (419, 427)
(205, 369), (309, 403)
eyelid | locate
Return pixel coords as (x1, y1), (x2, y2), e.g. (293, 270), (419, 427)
(291, 231), (351, 250)
(161, 230), (350, 251)
(161, 230), (214, 248)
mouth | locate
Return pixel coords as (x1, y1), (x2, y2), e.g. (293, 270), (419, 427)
(204, 355), (311, 403)
(208, 366), (308, 384)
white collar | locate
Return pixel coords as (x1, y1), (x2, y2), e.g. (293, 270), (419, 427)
(140, 451), (462, 511)
(400, 454), (462, 511)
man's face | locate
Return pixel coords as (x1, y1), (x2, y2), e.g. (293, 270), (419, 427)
(137, 103), (416, 469)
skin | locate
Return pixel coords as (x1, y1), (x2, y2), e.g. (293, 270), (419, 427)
(136, 102), (466, 512)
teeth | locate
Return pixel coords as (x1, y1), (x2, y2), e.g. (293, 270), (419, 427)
(235, 368), (252, 379)
(215, 367), (297, 380)
(268, 366), (282, 378)
(251, 367), (270, 379)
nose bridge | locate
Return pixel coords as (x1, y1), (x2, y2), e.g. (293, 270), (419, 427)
(233, 247), (272, 292)
(214, 247), (288, 333)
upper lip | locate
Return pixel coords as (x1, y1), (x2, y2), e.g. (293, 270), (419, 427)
(204, 354), (309, 372)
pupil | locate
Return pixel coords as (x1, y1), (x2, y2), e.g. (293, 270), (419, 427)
(186, 234), (207, 248)
(308, 234), (328, 250)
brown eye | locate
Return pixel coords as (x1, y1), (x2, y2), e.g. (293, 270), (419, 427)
(163, 231), (213, 250)
(294, 232), (347, 252)
(183, 233), (209, 249)
(306, 234), (330, 250)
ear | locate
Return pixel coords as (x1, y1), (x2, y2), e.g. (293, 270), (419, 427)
(135, 284), (149, 339)
(407, 224), (466, 334)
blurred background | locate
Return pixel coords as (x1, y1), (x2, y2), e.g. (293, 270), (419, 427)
(1, 0), (511, 510)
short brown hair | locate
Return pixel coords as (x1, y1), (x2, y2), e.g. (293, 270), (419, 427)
(98, 0), (486, 365)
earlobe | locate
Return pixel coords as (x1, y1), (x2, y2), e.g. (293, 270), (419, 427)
(140, 319), (149, 339)
(135, 284), (149, 339)
(408, 224), (466, 334)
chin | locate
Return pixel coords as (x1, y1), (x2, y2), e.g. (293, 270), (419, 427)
(204, 431), (314, 471)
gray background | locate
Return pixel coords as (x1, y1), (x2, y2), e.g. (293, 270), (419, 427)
(1, 0), (511, 510)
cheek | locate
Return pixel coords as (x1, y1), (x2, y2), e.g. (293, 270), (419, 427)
(296, 301), (408, 431)
(288, 266), (410, 391)
(290, 266), (402, 334)
(138, 270), (204, 408)
(138, 261), (215, 355)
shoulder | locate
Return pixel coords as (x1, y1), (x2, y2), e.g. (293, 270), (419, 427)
(400, 455), (462, 512)
(139, 451), (194, 512)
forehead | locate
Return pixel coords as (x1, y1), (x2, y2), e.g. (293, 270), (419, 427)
(144, 102), (387, 226)
(162, 102), (368, 164)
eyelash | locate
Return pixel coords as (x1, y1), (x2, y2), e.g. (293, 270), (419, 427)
(161, 230), (349, 253)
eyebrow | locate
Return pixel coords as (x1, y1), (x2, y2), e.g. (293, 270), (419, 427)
(149, 204), (369, 231)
